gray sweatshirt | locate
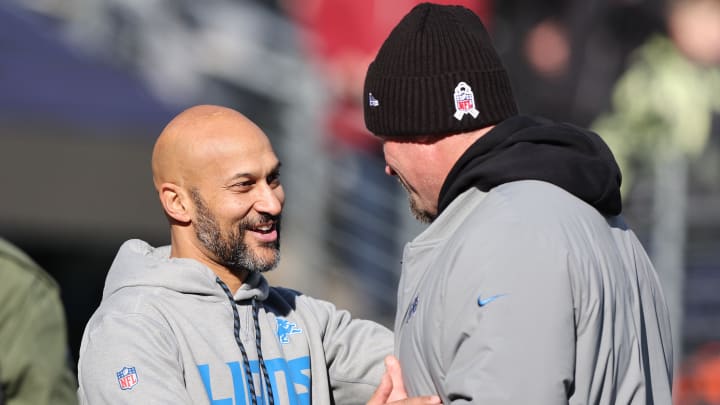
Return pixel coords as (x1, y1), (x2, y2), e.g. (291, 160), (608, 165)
(78, 239), (392, 404)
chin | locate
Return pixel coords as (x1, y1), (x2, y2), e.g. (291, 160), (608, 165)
(408, 197), (435, 224)
(253, 247), (281, 272)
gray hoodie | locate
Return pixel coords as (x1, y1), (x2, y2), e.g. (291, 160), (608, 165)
(78, 239), (392, 404)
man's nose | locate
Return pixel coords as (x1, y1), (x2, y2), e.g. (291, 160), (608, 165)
(255, 184), (283, 215)
(385, 164), (396, 176)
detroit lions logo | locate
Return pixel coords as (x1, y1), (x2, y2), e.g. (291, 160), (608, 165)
(276, 318), (302, 344)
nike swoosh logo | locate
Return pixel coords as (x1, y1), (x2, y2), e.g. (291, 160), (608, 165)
(478, 294), (505, 307)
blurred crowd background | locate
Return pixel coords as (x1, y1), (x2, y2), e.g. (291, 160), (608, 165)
(1, 0), (719, 402)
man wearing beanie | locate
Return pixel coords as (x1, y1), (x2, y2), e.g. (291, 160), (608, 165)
(363, 3), (673, 404)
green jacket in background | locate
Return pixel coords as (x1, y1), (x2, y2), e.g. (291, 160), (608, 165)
(0, 238), (78, 405)
(592, 34), (720, 193)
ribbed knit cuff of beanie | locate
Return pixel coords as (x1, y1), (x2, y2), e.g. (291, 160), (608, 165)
(363, 2), (518, 138)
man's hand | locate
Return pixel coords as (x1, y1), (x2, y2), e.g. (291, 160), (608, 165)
(366, 356), (441, 405)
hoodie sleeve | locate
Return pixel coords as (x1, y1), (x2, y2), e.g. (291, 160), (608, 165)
(77, 312), (193, 404)
(304, 297), (394, 405)
(438, 222), (576, 404)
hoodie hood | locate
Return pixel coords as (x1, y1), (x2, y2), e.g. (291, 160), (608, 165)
(102, 239), (270, 302)
(438, 115), (622, 216)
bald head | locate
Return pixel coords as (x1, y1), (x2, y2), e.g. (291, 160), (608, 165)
(152, 104), (271, 191)
(151, 104), (285, 288)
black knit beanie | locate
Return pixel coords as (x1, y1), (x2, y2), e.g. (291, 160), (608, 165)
(363, 3), (518, 137)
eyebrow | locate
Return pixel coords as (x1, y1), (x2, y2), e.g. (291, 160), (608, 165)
(227, 161), (282, 181)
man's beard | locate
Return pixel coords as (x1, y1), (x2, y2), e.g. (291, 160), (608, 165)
(408, 195), (435, 224)
(396, 178), (435, 224)
(191, 190), (280, 273)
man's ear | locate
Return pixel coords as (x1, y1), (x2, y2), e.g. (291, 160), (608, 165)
(159, 183), (192, 223)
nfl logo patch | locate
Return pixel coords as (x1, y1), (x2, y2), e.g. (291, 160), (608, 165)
(453, 81), (480, 120)
(368, 92), (380, 107)
(117, 366), (139, 390)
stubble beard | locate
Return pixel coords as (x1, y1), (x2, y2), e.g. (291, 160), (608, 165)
(397, 178), (435, 224)
(408, 195), (435, 224)
(191, 190), (280, 274)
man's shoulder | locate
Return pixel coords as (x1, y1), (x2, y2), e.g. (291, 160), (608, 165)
(87, 282), (181, 332)
(267, 286), (327, 312)
(471, 180), (606, 226)
(445, 181), (602, 254)
(266, 286), (356, 322)
(268, 285), (302, 297)
(82, 291), (180, 350)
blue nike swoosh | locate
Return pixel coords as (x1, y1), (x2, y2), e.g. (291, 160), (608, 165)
(478, 294), (505, 307)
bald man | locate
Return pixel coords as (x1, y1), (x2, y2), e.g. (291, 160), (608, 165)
(76, 105), (395, 405)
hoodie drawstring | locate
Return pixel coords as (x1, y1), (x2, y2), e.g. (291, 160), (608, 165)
(216, 277), (275, 405)
(252, 299), (275, 405)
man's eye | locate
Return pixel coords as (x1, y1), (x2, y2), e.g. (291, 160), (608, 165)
(268, 173), (280, 185)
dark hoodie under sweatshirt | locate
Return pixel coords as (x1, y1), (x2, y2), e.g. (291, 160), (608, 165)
(437, 115), (623, 216)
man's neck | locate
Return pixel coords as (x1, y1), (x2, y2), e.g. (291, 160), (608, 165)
(209, 266), (249, 293)
(169, 233), (249, 293)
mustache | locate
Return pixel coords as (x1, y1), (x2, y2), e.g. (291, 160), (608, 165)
(239, 213), (281, 229)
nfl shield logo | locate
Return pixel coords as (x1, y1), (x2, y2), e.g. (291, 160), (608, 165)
(368, 92), (380, 107)
(117, 366), (139, 390)
(453, 81), (480, 120)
